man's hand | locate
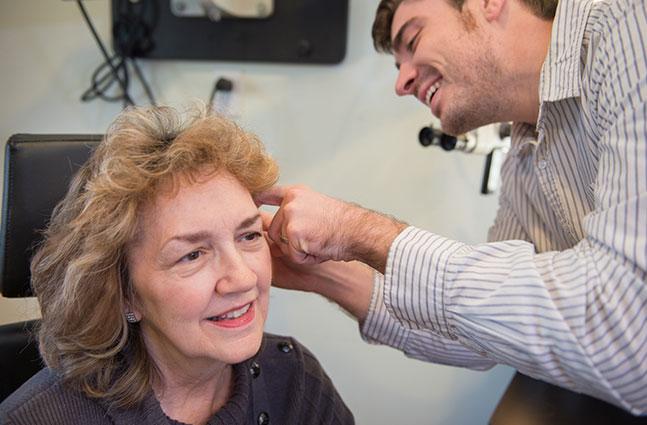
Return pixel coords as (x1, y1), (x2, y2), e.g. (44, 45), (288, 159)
(256, 184), (357, 264)
(255, 184), (407, 274)
(261, 210), (328, 293)
(261, 210), (375, 321)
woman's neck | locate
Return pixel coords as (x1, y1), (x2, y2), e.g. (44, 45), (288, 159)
(154, 363), (234, 425)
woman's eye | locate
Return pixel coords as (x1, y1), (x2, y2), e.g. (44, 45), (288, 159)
(241, 232), (262, 242)
(180, 251), (203, 262)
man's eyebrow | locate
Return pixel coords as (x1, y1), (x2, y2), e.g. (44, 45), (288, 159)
(392, 16), (423, 55)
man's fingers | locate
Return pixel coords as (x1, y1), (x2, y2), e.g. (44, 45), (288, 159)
(262, 205), (284, 247)
(256, 184), (327, 265)
(259, 211), (274, 231)
(254, 185), (289, 207)
(268, 241), (286, 258)
(291, 249), (324, 265)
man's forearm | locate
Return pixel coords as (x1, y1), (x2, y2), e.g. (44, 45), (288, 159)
(341, 204), (408, 274)
(311, 260), (376, 322)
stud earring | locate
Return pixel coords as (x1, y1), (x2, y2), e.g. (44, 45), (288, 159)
(125, 312), (139, 323)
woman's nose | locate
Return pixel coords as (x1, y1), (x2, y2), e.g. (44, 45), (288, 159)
(215, 252), (257, 295)
(395, 62), (417, 97)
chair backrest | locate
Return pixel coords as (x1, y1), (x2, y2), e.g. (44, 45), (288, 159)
(1, 134), (101, 298)
(0, 134), (100, 402)
(0, 319), (41, 402)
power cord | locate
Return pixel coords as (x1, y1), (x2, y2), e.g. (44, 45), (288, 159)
(76, 0), (157, 107)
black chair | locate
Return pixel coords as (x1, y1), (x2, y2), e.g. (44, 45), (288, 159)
(0, 134), (101, 402)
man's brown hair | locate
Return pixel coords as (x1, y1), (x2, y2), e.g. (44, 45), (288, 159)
(372, 0), (557, 53)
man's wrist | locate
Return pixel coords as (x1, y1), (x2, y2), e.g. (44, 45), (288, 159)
(340, 203), (407, 274)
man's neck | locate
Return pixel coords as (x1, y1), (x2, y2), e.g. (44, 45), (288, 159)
(499, 3), (554, 125)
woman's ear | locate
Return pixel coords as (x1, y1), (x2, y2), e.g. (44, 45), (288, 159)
(125, 311), (140, 323)
(124, 298), (142, 323)
(122, 264), (142, 323)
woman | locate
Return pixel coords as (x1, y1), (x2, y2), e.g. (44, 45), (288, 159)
(0, 104), (354, 425)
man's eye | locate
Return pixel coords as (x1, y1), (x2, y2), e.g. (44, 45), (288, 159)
(181, 251), (203, 262)
(408, 31), (421, 51)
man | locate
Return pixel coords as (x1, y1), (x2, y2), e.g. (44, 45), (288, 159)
(256, 0), (647, 415)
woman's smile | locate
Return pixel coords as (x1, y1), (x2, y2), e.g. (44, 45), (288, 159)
(207, 302), (255, 328)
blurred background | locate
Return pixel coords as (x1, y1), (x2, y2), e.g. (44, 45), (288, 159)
(0, 1), (514, 423)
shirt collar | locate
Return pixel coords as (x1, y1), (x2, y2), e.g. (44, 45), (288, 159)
(539, 0), (594, 102)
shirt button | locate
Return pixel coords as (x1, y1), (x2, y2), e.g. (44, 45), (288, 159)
(249, 362), (260, 378)
(537, 159), (547, 170)
(257, 411), (270, 425)
(277, 341), (293, 353)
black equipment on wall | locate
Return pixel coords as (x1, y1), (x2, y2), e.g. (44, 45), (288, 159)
(111, 0), (349, 64)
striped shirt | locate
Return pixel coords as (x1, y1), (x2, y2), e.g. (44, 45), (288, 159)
(361, 0), (647, 415)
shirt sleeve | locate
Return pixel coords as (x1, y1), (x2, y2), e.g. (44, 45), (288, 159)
(383, 225), (647, 415)
(360, 270), (496, 370)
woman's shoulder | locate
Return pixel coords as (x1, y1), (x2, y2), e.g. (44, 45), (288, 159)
(259, 333), (331, 375)
(0, 368), (108, 424)
(255, 333), (354, 425)
(256, 333), (321, 374)
(1, 368), (63, 414)
(259, 333), (307, 358)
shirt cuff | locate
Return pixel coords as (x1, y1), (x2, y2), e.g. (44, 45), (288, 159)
(360, 268), (495, 370)
(360, 271), (410, 351)
(383, 226), (467, 339)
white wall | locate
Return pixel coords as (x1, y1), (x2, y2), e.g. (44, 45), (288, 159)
(0, 1), (514, 423)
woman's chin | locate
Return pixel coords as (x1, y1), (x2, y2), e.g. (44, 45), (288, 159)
(215, 328), (265, 365)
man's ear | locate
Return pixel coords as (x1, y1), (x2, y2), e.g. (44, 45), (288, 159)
(481, 0), (505, 22)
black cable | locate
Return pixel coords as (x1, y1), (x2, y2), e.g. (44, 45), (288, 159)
(77, 0), (157, 107)
(130, 59), (156, 106)
(112, 0), (157, 106)
(77, 0), (134, 106)
(80, 54), (128, 103)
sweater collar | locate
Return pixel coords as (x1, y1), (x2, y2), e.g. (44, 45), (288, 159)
(105, 361), (251, 425)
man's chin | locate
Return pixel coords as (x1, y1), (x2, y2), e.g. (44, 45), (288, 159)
(438, 117), (470, 137)
(439, 110), (491, 137)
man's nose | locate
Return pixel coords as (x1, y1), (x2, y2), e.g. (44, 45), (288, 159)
(395, 62), (417, 96)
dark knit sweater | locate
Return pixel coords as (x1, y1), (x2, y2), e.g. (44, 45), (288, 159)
(0, 333), (354, 425)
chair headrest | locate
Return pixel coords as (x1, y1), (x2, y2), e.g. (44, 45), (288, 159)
(0, 134), (101, 298)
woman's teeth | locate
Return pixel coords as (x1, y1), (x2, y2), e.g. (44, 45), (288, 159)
(209, 303), (251, 322)
(425, 80), (441, 106)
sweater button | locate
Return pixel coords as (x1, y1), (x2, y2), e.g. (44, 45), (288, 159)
(249, 362), (260, 378)
(277, 341), (293, 353)
(257, 411), (270, 424)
